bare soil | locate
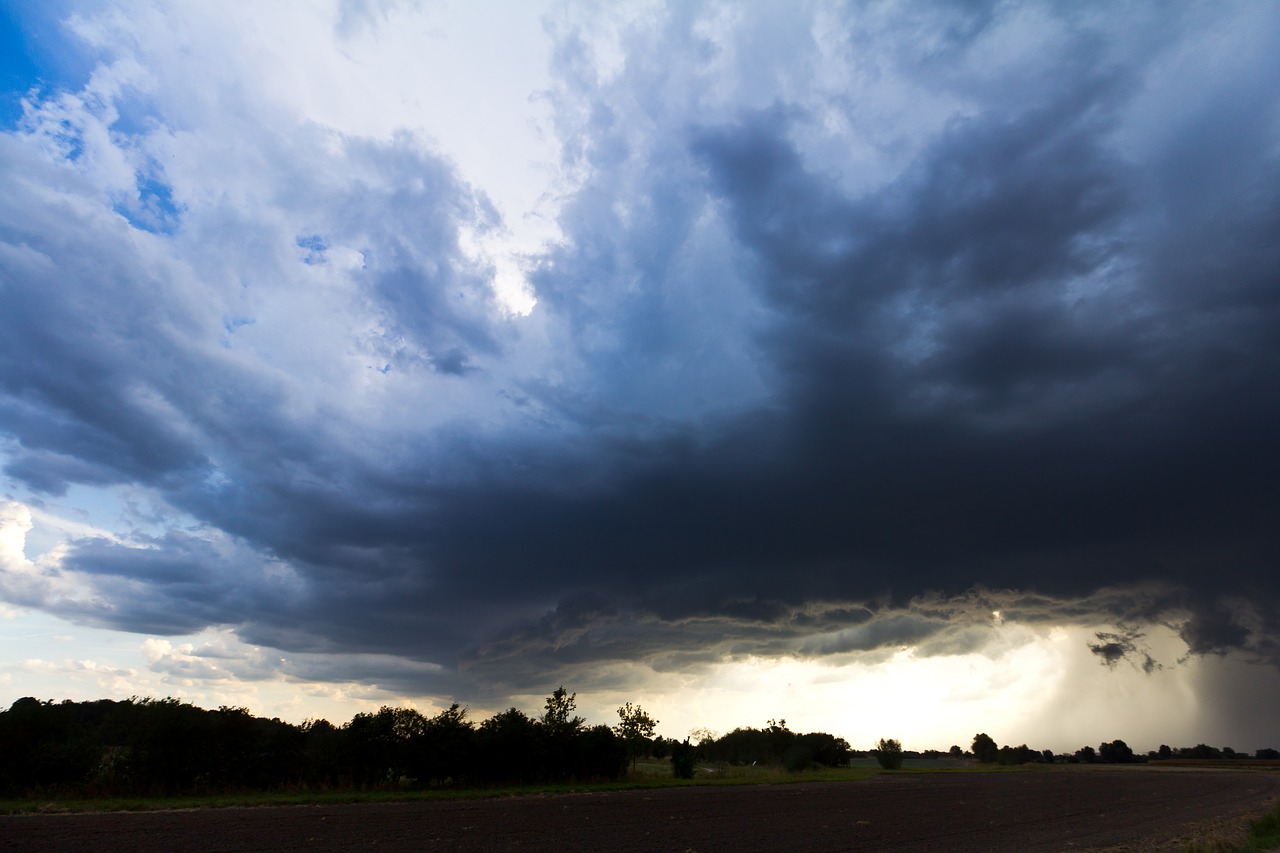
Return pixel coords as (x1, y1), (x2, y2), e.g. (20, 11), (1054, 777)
(3, 767), (1277, 852)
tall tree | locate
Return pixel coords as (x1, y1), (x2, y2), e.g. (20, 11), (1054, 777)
(541, 687), (584, 734)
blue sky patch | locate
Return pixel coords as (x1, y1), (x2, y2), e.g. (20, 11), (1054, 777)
(113, 173), (182, 235)
(296, 234), (329, 265)
(0, 1), (97, 128)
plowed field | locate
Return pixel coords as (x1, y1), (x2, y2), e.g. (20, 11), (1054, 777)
(4, 767), (1277, 852)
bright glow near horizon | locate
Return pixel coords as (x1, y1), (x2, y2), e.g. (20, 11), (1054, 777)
(0, 570), (1239, 754)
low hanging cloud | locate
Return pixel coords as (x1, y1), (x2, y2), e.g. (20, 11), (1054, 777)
(1088, 629), (1160, 674)
(1, 1), (1279, 705)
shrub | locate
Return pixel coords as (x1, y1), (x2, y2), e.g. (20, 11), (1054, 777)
(670, 738), (698, 779)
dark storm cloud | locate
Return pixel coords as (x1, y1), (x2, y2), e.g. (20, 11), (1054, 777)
(439, 3), (1278, 682)
(2, 2), (1279, 700)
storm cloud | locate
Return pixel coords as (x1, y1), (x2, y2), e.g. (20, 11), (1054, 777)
(1, 1), (1278, 710)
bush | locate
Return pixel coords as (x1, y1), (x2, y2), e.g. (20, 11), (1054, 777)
(874, 738), (904, 770)
(783, 745), (812, 772)
(670, 738), (698, 779)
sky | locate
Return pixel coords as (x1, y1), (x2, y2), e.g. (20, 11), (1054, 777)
(0, 0), (1278, 755)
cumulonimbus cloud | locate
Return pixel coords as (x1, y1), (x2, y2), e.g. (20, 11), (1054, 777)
(1, 1), (1278, 704)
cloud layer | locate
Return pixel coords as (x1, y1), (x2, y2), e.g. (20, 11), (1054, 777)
(2, 1), (1278, 705)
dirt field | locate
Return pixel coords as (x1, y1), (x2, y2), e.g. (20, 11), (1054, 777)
(3, 767), (1278, 852)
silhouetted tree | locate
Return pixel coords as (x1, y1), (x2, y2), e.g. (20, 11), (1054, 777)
(539, 687), (586, 781)
(972, 732), (999, 764)
(409, 704), (475, 785)
(541, 686), (584, 734)
(615, 702), (658, 769)
(475, 707), (541, 785)
(1098, 739), (1136, 764)
(301, 718), (343, 786)
(342, 705), (429, 786)
(765, 718), (795, 763)
(995, 744), (1043, 766)
(874, 738), (904, 770)
(1181, 744), (1222, 759)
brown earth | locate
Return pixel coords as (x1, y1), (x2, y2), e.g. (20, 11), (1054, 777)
(3, 767), (1278, 852)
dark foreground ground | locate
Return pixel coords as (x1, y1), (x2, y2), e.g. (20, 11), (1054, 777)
(4, 767), (1278, 852)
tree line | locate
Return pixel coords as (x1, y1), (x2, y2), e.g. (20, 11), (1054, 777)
(689, 718), (852, 771)
(963, 732), (1279, 766)
(6, 692), (1274, 798)
(0, 691), (854, 797)
(0, 688), (628, 797)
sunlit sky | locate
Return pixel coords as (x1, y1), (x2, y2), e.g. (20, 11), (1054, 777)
(2, 1), (1279, 754)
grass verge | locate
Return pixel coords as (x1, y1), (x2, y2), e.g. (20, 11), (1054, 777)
(1182, 802), (1280, 852)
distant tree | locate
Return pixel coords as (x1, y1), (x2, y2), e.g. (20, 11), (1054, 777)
(996, 744), (1041, 766)
(1257, 748), (1280, 760)
(1182, 744), (1222, 760)
(1157, 744), (1173, 760)
(949, 745), (964, 759)
(874, 738), (904, 770)
(972, 733), (999, 764)
(1041, 749), (1054, 764)
(1075, 745), (1097, 763)
(615, 703), (658, 769)
(689, 727), (717, 747)
(1098, 740), (1136, 764)
(993, 742), (1044, 763)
